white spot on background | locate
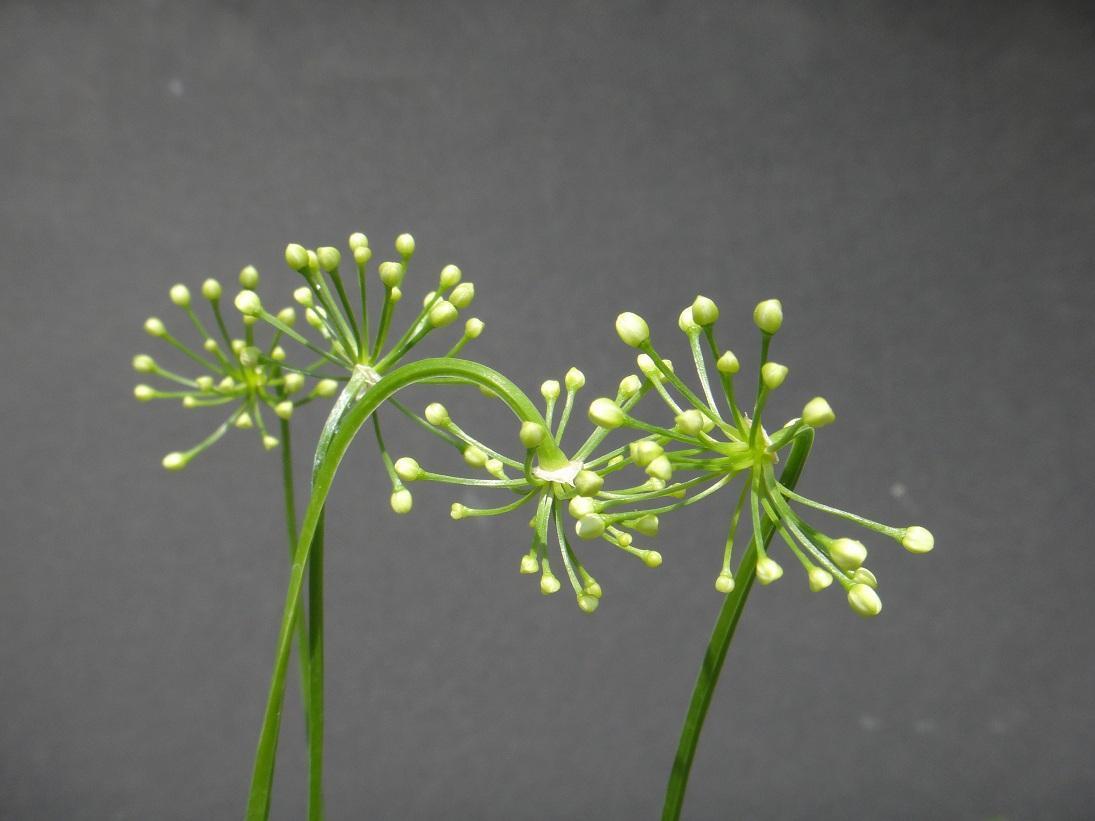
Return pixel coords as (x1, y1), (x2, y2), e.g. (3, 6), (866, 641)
(858, 714), (880, 731)
(890, 482), (907, 499)
(167, 78), (184, 97)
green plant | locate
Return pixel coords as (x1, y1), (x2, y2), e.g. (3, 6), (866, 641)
(134, 231), (933, 819)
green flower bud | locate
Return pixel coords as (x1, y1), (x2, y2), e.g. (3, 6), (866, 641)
(203, 339), (219, 353)
(428, 300), (458, 328)
(519, 421), (545, 449)
(519, 554), (539, 575)
(807, 566), (834, 592)
(273, 308), (295, 328)
(450, 503), (467, 520)
(641, 550), (663, 568)
(348, 232), (369, 250)
(306, 250), (319, 273)
(637, 353), (673, 378)
(633, 440), (663, 467)
(847, 583), (882, 617)
(645, 454), (673, 481)
(195, 376), (214, 391)
(756, 556), (784, 585)
(262, 435), (279, 451)
(424, 402), (449, 426)
(576, 514), (606, 540)
(716, 351), (740, 374)
(615, 531), (633, 547)
(293, 287), (314, 307)
(201, 278), (222, 301)
(390, 286), (403, 303)
(540, 573), (561, 595)
(615, 311), (650, 347)
(829, 538), (867, 571)
(631, 514), (659, 537)
(274, 401), (294, 421)
(239, 346), (261, 368)
(485, 458), (506, 478)
(390, 488), (413, 514)
(802, 396), (836, 428)
(584, 582), (603, 599)
(395, 233), (415, 257)
(439, 264), (462, 289)
(541, 380), (561, 401)
(283, 373), (305, 394)
(464, 317), (484, 338)
(234, 290), (262, 316)
(678, 306), (700, 334)
(568, 495), (597, 519)
(162, 452), (187, 471)
(144, 317), (166, 337)
(422, 290), (436, 307)
(852, 567), (878, 588)
(675, 409), (704, 435)
(761, 361), (788, 390)
(577, 593), (600, 614)
(588, 397), (626, 429)
(132, 354), (155, 373)
(463, 446), (488, 468)
(316, 246), (341, 272)
(378, 261), (404, 288)
(715, 571), (735, 593)
(234, 412), (253, 429)
(169, 284), (191, 307)
(315, 379), (339, 397)
(239, 265), (259, 289)
(753, 299), (783, 334)
(574, 470), (603, 497)
(449, 282), (475, 309)
(230, 339), (246, 355)
(394, 457), (422, 481)
(353, 245), (372, 266)
(691, 295), (719, 326)
(565, 367), (586, 391)
(618, 374), (642, 398)
(901, 526), (934, 554)
(134, 384), (155, 401)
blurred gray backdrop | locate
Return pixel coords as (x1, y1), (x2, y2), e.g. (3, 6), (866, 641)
(2, 1), (1093, 819)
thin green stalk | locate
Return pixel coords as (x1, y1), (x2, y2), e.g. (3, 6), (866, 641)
(661, 429), (813, 821)
(279, 421), (314, 734)
(308, 510), (325, 821)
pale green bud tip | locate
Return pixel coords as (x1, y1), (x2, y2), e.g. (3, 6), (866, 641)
(761, 362), (788, 390)
(315, 379), (339, 397)
(632, 439), (663, 467)
(235, 412), (253, 429)
(691, 295), (719, 326)
(162, 452), (187, 470)
(637, 353), (672, 377)
(585, 582), (603, 599)
(394, 457), (422, 482)
(353, 246), (372, 266)
(284, 373), (305, 394)
(285, 243), (309, 270)
(234, 290), (262, 316)
(802, 396), (836, 428)
(618, 374), (642, 397)
(646, 454), (673, 481)
(715, 572), (735, 594)
(239, 265), (259, 289)
(201, 278), (222, 300)
(424, 402), (449, 426)
(633, 514), (659, 537)
(540, 574), (561, 595)
(519, 421), (545, 449)
(439, 264), (462, 289)
(195, 376), (213, 391)
(134, 384), (155, 401)
(577, 594), (600, 614)
(847, 583), (882, 617)
(568, 495), (596, 519)
(853, 567), (879, 588)
(901, 525), (934, 554)
(450, 503), (467, 520)
(395, 233), (415, 257)
(428, 300), (458, 328)
(615, 311), (650, 347)
(348, 232), (369, 250)
(808, 566), (834, 592)
(390, 489), (413, 514)
(830, 537), (868, 571)
(449, 282), (475, 309)
(519, 554), (539, 575)
(574, 470), (603, 497)
(565, 367), (585, 390)
(463, 446), (487, 468)
(262, 435), (279, 451)
(541, 380), (561, 401)
(169, 284), (191, 307)
(576, 514), (606, 540)
(316, 246), (341, 272)
(464, 317), (484, 338)
(756, 556), (784, 585)
(641, 550), (663, 568)
(588, 397), (625, 429)
(675, 409), (704, 435)
(306, 250), (319, 271)
(678, 307), (699, 334)
(378, 261), (404, 288)
(274, 401), (294, 421)
(293, 287), (314, 307)
(276, 307), (296, 326)
(144, 317), (166, 337)
(132, 355), (155, 373)
(716, 351), (740, 374)
(753, 299), (784, 334)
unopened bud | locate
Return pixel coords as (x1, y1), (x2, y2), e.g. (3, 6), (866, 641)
(753, 299), (783, 334)
(541, 380), (561, 401)
(395, 233), (415, 257)
(565, 367), (585, 390)
(802, 396), (835, 428)
(463, 446), (488, 468)
(234, 290), (262, 316)
(716, 351), (740, 374)
(162, 452), (187, 471)
(316, 246), (341, 272)
(829, 538), (867, 571)
(588, 397), (625, 429)
(274, 401), (294, 420)
(378, 261), (404, 288)
(675, 409), (704, 435)
(715, 571), (735, 593)
(574, 470), (603, 496)
(615, 311), (650, 347)
(315, 379), (339, 397)
(901, 526), (934, 554)
(201, 278), (222, 301)
(807, 566), (834, 592)
(449, 282), (475, 309)
(519, 553), (539, 574)
(691, 295), (719, 326)
(761, 362), (788, 390)
(847, 583), (882, 617)
(576, 514), (606, 540)
(464, 317), (484, 338)
(144, 317), (166, 337)
(169, 284), (191, 307)
(390, 488), (413, 514)
(239, 265), (259, 289)
(439, 264), (461, 289)
(132, 355), (155, 373)
(755, 556), (784, 585)
(424, 402), (449, 426)
(428, 300), (458, 328)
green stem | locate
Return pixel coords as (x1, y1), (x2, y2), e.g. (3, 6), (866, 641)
(279, 422), (314, 736)
(307, 510), (325, 821)
(660, 429), (813, 821)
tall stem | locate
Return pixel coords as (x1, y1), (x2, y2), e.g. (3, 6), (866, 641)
(660, 430), (813, 821)
(307, 511), (325, 821)
(279, 421), (313, 734)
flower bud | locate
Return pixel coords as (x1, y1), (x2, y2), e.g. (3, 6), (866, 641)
(568, 496), (597, 518)
(134, 384), (155, 401)
(239, 346), (261, 368)
(449, 282), (475, 309)
(519, 553), (539, 575)
(637, 353), (673, 378)
(316, 246), (341, 272)
(262, 435), (279, 451)
(852, 567), (878, 588)
(348, 232), (369, 250)
(631, 514), (659, 537)
(615, 312), (650, 347)
(285, 244), (309, 271)
(283, 373), (305, 394)
(756, 556), (784, 585)
(450, 503), (467, 520)
(428, 300), (458, 328)
(565, 367), (585, 391)
(847, 583), (882, 617)
(463, 446), (488, 468)
(540, 573), (561, 595)
(390, 488), (413, 514)
(169, 284), (191, 307)
(576, 514), (606, 540)
(678, 306), (700, 334)
(424, 402), (449, 426)
(195, 376), (214, 391)
(439, 264), (461, 289)
(394, 456), (422, 481)
(618, 374), (642, 398)
(829, 538), (867, 572)
(901, 526), (934, 554)
(716, 351), (740, 374)
(802, 396), (836, 428)
(485, 459), (506, 478)
(691, 295), (719, 326)
(519, 421), (545, 449)
(306, 250), (319, 272)
(541, 380), (561, 401)
(274, 401), (294, 420)
(234, 290), (262, 316)
(201, 278), (222, 301)
(389, 286), (402, 303)
(395, 233), (415, 257)
(753, 299), (783, 334)
(144, 317), (166, 337)
(132, 354), (155, 373)
(162, 452), (187, 471)
(761, 362), (788, 390)
(633, 440), (663, 467)
(807, 566), (834, 592)
(234, 412), (253, 429)
(378, 261), (404, 288)
(645, 454), (673, 481)
(293, 287), (314, 307)
(588, 397), (626, 429)
(574, 470), (603, 497)
(353, 245), (372, 266)
(315, 379), (339, 397)
(231, 339), (246, 355)
(464, 317), (484, 338)
(675, 409), (704, 435)
(715, 571), (735, 593)
(641, 550), (663, 568)
(577, 593), (600, 614)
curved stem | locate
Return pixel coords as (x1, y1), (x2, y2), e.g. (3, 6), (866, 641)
(660, 429), (813, 821)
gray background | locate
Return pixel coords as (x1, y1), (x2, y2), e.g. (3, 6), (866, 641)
(2, 1), (1093, 819)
